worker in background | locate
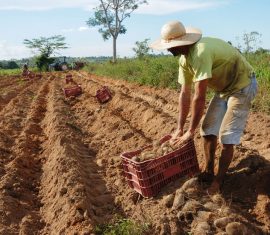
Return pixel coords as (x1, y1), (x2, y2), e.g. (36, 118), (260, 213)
(22, 63), (30, 76)
(150, 21), (258, 193)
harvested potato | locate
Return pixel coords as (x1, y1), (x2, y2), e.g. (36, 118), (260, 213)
(211, 193), (225, 206)
(225, 222), (248, 235)
(172, 189), (185, 210)
(182, 200), (202, 213)
(214, 217), (232, 229)
(131, 156), (140, 162)
(135, 139), (175, 161)
(180, 177), (199, 191)
(192, 221), (211, 235)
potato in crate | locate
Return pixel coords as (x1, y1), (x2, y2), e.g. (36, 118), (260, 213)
(121, 135), (199, 197)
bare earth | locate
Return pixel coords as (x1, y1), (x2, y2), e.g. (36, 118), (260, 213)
(0, 71), (269, 235)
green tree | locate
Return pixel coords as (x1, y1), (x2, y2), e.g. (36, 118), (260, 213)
(23, 35), (68, 71)
(86, 0), (147, 63)
(132, 38), (152, 59)
(237, 31), (262, 53)
(35, 54), (55, 71)
(255, 47), (269, 54)
(7, 61), (19, 69)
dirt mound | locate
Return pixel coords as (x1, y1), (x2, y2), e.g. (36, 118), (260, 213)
(0, 72), (269, 234)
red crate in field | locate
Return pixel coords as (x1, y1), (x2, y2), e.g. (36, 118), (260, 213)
(63, 85), (82, 98)
(66, 74), (73, 84)
(29, 72), (35, 79)
(96, 86), (112, 103)
(36, 74), (42, 79)
(22, 71), (29, 77)
(121, 136), (200, 198)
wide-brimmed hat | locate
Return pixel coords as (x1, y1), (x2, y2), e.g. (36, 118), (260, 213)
(150, 21), (202, 50)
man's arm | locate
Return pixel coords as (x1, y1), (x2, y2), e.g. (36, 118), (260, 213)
(177, 83), (191, 133)
(172, 79), (208, 146)
(188, 79), (208, 135)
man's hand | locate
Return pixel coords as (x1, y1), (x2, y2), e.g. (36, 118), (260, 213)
(171, 128), (183, 140)
(170, 130), (194, 148)
(170, 128), (183, 147)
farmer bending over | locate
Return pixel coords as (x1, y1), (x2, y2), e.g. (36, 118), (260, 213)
(150, 21), (258, 193)
(22, 63), (30, 76)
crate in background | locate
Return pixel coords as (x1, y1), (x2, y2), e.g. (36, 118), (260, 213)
(66, 74), (73, 84)
(63, 85), (82, 98)
(96, 86), (112, 103)
(121, 137), (199, 198)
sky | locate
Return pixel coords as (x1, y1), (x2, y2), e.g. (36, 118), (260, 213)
(0, 0), (269, 60)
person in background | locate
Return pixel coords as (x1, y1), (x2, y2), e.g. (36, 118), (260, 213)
(150, 20), (258, 193)
(22, 63), (30, 76)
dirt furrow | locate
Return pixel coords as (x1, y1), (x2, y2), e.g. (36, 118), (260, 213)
(0, 76), (18, 90)
(0, 80), (33, 112)
(76, 71), (180, 118)
(0, 80), (43, 166)
(38, 80), (115, 234)
(0, 80), (50, 234)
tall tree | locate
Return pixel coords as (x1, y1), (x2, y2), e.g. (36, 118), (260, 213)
(236, 31), (262, 53)
(242, 31), (262, 53)
(87, 0), (147, 63)
(23, 35), (68, 71)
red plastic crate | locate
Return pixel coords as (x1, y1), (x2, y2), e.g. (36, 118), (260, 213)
(66, 74), (73, 84)
(29, 73), (35, 79)
(22, 71), (29, 76)
(63, 85), (82, 97)
(96, 86), (112, 103)
(121, 136), (200, 197)
(36, 74), (42, 79)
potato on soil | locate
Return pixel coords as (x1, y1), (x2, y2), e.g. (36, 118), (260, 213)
(214, 217), (232, 229)
(192, 221), (211, 235)
(225, 222), (248, 235)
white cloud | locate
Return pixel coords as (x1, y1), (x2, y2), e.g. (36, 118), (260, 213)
(0, 0), (228, 14)
(61, 27), (91, 33)
(78, 26), (88, 32)
(0, 41), (31, 60)
(138, 0), (227, 15)
(0, 0), (98, 11)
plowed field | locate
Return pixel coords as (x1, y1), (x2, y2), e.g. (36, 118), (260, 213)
(0, 72), (269, 235)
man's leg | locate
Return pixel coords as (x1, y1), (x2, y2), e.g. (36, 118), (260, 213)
(201, 135), (217, 182)
(208, 78), (257, 194)
(208, 144), (234, 193)
(200, 95), (226, 183)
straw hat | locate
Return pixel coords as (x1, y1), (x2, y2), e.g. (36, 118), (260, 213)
(150, 21), (202, 50)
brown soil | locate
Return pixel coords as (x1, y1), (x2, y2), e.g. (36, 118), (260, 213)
(0, 72), (269, 235)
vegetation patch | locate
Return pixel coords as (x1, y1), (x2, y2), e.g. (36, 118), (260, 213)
(94, 218), (150, 235)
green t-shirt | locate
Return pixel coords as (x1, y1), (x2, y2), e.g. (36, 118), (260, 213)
(178, 37), (254, 98)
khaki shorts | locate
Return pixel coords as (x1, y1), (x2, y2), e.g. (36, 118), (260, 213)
(200, 76), (258, 144)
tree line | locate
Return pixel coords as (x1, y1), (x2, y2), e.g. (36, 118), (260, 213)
(0, 61), (20, 70)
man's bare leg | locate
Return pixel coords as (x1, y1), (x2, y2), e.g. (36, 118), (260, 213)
(208, 144), (234, 194)
(199, 135), (217, 182)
